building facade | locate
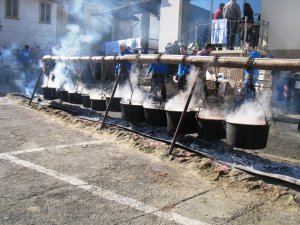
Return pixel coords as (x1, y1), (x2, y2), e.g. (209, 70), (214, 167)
(0, 0), (62, 49)
(1, 0), (300, 58)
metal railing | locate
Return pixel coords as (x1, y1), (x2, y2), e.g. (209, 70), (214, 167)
(165, 19), (269, 54)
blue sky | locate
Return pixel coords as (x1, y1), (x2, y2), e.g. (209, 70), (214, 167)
(191, 0), (261, 15)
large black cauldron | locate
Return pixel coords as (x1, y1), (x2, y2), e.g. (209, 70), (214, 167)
(42, 87), (56, 100)
(90, 98), (106, 111)
(68, 92), (82, 104)
(226, 121), (270, 149)
(144, 106), (166, 126)
(106, 97), (122, 112)
(197, 117), (226, 140)
(81, 95), (91, 108)
(166, 110), (198, 134)
(121, 102), (145, 123)
(60, 90), (69, 102)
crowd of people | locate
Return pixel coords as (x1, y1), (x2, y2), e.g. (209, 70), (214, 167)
(0, 45), (51, 82)
(0, 45), (51, 68)
(117, 37), (259, 101)
(214, 0), (258, 50)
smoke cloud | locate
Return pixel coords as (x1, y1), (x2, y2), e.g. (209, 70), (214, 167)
(165, 67), (202, 111)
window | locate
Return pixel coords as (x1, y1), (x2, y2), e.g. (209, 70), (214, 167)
(40, 2), (51, 23)
(5, 0), (19, 19)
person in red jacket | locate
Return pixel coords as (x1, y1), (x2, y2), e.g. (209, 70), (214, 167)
(214, 3), (225, 50)
(214, 3), (225, 20)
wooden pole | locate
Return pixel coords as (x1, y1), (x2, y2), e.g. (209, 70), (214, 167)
(168, 66), (204, 155)
(29, 69), (44, 106)
(99, 62), (126, 130)
(43, 54), (300, 71)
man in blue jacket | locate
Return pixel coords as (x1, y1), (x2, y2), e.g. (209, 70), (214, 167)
(177, 45), (191, 90)
(115, 42), (132, 85)
(147, 52), (168, 100)
(245, 42), (260, 98)
(19, 45), (32, 76)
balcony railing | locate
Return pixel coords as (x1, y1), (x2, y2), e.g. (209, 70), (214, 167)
(165, 19), (269, 54)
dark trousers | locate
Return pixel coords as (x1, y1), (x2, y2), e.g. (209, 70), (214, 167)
(177, 76), (186, 91)
(118, 65), (130, 86)
(227, 20), (238, 50)
(151, 73), (166, 100)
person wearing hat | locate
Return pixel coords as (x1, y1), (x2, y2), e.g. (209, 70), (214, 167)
(177, 45), (191, 91)
(115, 42), (132, 85)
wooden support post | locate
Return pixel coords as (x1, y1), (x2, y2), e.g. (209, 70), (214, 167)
(100, 62), (126, 130)
(29, 69), (44, 106)
(168, 66), (205, 155)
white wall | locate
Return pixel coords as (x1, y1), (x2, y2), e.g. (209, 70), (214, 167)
(149, 13), (159, 41)
(261, 0), (300, 50)
(0, 0), (58, 49)
(158, 0), (183, 52)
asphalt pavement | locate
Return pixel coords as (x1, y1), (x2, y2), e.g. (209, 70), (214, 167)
(0, 96), (299, 225)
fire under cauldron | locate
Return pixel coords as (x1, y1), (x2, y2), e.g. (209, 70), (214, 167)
(226, 120), (270, 149)
(68, 92), (82, 104)
(106, 97), (122, 112)
(143, 102), (167, 126)
(81, 94), (91, 108)
(42, 87), (57, 100)
(166, 109), (198, 134)
(60, 90), (69, 102)
(90, 97), (106, 111)
(121, 101), (145, 123)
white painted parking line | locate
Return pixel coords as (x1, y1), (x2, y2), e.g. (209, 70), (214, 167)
(0, 153), (210, 225)
(0, 141), (104, 156)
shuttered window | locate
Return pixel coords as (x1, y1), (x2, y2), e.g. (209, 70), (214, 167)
(40, 2), (51, 23)
(5, 0), (19, 19)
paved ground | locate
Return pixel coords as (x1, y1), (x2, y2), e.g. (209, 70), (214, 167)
(0, 96), (300, 225)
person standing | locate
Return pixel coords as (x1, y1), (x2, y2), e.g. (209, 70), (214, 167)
(244, 42), (260, 98)
(223, 0), (241, 50)
(214, 3), (225, 20)
(240, 3), (255, 44)
(214, 3), (225, 50)
(147, 54), (168, 100)
(197, 43), (214, 56)
(115, 42), (132, 85)
(243, 3), (254, 23)
(19, 45), (32, 77)
(177, 45), (191, 91)
(1, 46), (12, 82)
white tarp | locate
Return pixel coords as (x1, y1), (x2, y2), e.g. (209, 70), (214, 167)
(102, 38), (142, 55)
(211, 19), (227, 44)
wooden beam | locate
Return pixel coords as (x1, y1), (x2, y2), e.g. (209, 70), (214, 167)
(43, 54), (300, 71)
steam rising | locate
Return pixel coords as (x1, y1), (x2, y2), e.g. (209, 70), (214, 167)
(165, 67), (202, 111)
(226, 92), (272, 125)
(118, 66), (146, 104)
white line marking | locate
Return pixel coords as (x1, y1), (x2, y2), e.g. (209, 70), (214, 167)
(0, 141), (104, 156)
(0, 153), (209, 225)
